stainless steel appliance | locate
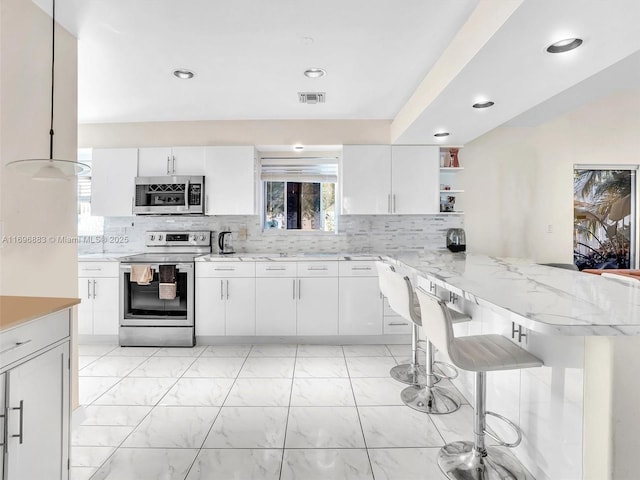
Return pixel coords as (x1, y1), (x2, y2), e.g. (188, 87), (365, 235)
(133, 175), (205, 215)
(446, 228), (466, 252)
(217, 231), (235, 254)
(119, 231), (211, 346)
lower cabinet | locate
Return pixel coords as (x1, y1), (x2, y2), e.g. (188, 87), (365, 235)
(1, 310), (71, 480)
(297, 277), (339, 335)
(77, 261), (120, 336)
(338, 261), (384, 335)
(256, 277), (297, 335)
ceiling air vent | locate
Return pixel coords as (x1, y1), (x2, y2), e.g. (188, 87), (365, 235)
(298, 92), (326, 104)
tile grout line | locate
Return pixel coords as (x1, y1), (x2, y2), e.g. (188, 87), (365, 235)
(277, 344), (298, 480)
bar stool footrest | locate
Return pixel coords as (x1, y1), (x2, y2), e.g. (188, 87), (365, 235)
(483, 411), (523, 448)
(432, 361), (459, 381)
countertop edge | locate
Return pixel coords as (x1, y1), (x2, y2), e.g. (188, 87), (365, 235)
(0, 296), (80, 332)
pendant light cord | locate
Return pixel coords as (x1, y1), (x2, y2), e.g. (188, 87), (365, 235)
(49, 0), (56, 160)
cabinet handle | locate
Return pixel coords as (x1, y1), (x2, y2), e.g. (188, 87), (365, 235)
(167, 156), (171, 175)
(388, 322), (407, 326)
(0, 409), (4, 448)
(214, 268), (235, 271)
(226, 280), (229, 300)
(220, 279), (224, 300)
(81, 267), (102, 271)
(352, 266), (372, 271)
(172, 155), (176, 174)
(307, 267), (328, 271)
(387, 194), (391, 213)
(430, 281), (436, 293)
(0, 340), (32, 355)
(292, 279), (296, 300)
(298, 279), (301, 299)
(11, 400), (24, 444)
(393, 194), (396, 213)
(93, 280), (97, 299)
(87, 279), (91, 299)
(266, 267), (286, 271)
(205, 195), (209, 214)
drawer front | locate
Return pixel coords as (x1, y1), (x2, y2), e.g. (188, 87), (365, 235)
(339, 261), (377, 277)
(78, 261), (119, 278)
(197, 262), (255, 278)
(0, 310), (70, 370)
(255, 262), (297, 277)
(383, 316), (411, 334)
(297, 261), (339, 277)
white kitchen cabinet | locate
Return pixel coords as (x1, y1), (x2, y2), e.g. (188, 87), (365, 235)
(204, 146), (257, 215)
(78, 262), (120, 337)
(256, 277), (297, 335)
(338, 261), (383, 335)
(340, 145), (440, 214)
(138, 146), (205, 176)
(91, 148), (138, 217)
(1, 309), (71, 480)
(341, 145), (391, 214)
(196, 262), (256, 336)
(297, 277), (339, 335)
(0, 373), (4, 476)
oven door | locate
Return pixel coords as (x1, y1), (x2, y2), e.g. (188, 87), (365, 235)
(120, 262), (194, 327)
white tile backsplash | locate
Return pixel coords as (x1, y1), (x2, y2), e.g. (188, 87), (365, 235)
(80, 214), (464, 254)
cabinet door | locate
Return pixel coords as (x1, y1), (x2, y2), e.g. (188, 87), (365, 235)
(0, 373), (5, 476)
(171, 146), (205, 175)
(255, 278), (296, 335)
(297, 277), (339, 335)
(91, 148), (138, 216)
(92, 277), (120, 335)
(204, 146), (256, 215)
(391, 145), (439, 214)
(138, 147), (173, 176)
(77, 277), (94, 335)
(225, 278), (256, 335)
(338, 277), (383, 335)
(195, 278), (226, 336)
(341, 145), (391, 214)
(6, 343), (69, 480)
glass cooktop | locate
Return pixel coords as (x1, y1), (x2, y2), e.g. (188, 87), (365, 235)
(119, 253), (201, 264)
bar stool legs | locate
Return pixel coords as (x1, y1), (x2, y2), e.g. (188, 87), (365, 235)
(400, 340), (460, 414)
(438, 371), (531, 480)
(390, 323), (427, 385)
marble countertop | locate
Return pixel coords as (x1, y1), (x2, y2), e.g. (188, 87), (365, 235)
(79, 253), (132, 261)
(0, 296), (80, 332)
(393, 251), (640, 336)
(195, 253), (383, 262)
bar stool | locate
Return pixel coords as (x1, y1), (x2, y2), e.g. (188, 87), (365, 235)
(377, 263), (461, 414)
(416, 287), (543, 480)
(376, 261), (425, 385)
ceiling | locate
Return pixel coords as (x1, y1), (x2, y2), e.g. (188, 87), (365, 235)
(35, 0), (640, 145)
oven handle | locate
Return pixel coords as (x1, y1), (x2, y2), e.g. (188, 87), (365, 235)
(185, 180), (190, 210)
(120, 263), (194, 273)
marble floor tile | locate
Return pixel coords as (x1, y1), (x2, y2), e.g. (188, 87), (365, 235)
(70, 466), (97, 480)
(90, 448), (198, 480)
(79, 377), (122, 405)
(79, 356), (148, 377)
(224, 378), (292, 407)
(343, 344), (392, 357)
(296, 344), (344, 357)
(183, 356), (245, 378)
(159, 378), (234, 406)
(358, 406), (444, 448)
(72, 425), (134, 447)
(80, 405), (152, 426)
(70, 446), (115, 467)
(122, 406), (219, 448)
(249, 344), (298, 357)
(346, 356), (399, 377)
(294, 357), (348, 378)
(238, 356), (295, 378)
(78, 356), (101, 369)
(285, 406), (365, 448)
(203, 406), (288, 448)
(290, 378), (355, 407)
(201, 344), (252, 357)
(428, 404), (476, 444)
(78, 344), (117, 357)
(93, 377), (177, 406)
(368, 448), (442, 480)
(128, 356), (196, 377)
(186, 449), (282, 480)
(153, 345), (206, 357)
(351, 377), (405, 406)
(385, 344), (411, 357)
(105, 346), (159, 357)
(281, 449), (373, 480)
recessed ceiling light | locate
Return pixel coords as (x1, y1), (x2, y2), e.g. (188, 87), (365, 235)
(473, 101), (495, 109)
(304, 68), (326, 78)
(434, 132), (450, 137)
(546, 38), (583, 54)
(294, 145), (304, 151)
(173, 69), (195, 79)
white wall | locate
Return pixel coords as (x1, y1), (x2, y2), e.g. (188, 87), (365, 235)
(462, 89), (640, 262)
(0, 0), (78, 297)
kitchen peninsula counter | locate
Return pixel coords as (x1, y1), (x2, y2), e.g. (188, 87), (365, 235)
(0, 295), (80, 332)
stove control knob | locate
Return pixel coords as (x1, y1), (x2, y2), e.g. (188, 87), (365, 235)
(200, 235), (206, 241)
(149, 234), (155, 241)
(158, 235), (163, 241)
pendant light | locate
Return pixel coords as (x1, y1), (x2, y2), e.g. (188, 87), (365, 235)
(5, 0), (89, 181)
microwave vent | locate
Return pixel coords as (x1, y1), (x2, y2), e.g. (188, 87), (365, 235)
(298, 92), (326, 104)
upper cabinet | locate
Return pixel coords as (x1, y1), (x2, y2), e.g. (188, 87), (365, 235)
(138, 146), (206, 176)
(340, 145), (439, 214)
(203, 146), (257, 215)
(91, 148), (138, 217)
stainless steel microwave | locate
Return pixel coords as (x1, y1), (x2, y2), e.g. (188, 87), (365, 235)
(133, 176), (204, 215)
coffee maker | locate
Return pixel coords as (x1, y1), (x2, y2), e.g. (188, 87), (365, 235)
(446, 228), (466, 252)
(217, 231), (235, 255)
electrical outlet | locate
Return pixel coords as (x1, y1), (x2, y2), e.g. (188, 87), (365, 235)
(547, 224), (554, 233)
(238, 224), (247, 240)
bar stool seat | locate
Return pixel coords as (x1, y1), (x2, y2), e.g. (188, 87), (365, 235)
(416, 287), (543, 480)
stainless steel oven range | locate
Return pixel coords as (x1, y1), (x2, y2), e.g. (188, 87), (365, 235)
(119, 231), (211, 347)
